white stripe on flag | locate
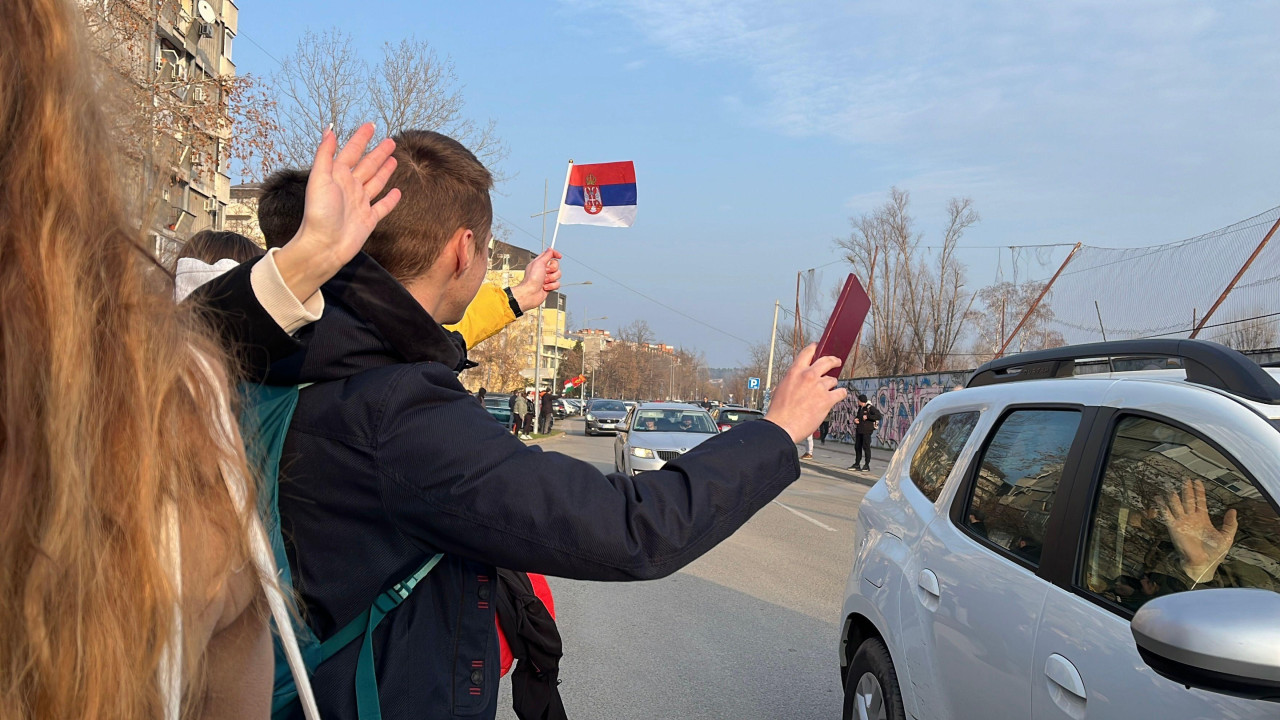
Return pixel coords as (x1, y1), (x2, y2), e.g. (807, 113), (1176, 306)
(557, 204), (636, 228)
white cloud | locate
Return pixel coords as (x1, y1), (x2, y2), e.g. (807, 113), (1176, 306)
(562, 0), (1280, 255)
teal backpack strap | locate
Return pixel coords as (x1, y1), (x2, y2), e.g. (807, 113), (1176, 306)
(317, 553), (445, 720)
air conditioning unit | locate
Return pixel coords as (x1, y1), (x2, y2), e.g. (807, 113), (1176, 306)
(191, 86), (207, 103)
(203, 197), (218, 213)
(198, 22), (215, 39)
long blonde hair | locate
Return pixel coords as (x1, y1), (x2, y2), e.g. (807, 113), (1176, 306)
(0, 1), (254, 717)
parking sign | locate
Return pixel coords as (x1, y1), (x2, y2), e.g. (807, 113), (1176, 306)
(747, 377), (761, 390)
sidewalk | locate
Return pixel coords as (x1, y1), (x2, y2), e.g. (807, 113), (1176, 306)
(794, 436), (896, 485)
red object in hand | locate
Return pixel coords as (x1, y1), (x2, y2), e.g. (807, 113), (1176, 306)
(813, 274), (871, 378)
(496, 572), (556, 677)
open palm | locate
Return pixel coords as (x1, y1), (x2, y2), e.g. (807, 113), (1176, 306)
(297, 122), (401, 269)
(273, 123), (402, 303)
(1158, 478), (1238, 583)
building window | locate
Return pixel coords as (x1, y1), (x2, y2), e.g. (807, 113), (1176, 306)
(223, 29), (234, 62)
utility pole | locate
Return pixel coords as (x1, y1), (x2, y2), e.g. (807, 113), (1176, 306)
(764, 300), (780, 396)
(793, 271), (803, 354)
(531, 179), (549, 434)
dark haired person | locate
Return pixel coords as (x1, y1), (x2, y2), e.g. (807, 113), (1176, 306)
(179, 228), (265, 264)
(264, 129), (846, 719)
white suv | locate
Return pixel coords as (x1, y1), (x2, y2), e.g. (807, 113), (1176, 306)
(839, 340), (1280, 720)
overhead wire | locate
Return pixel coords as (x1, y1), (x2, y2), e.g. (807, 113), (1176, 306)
(493, 213), (755, 347)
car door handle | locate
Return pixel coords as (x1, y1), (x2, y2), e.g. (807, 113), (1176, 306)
(917, 569), (940, 598)
(917, 569), (941, 611)
(1045, 653), (1087, 701)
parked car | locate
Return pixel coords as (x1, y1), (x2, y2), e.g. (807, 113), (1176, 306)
(481, 393), (513, 427)
(614, 403), (719, 476)
(838, 340), (1280, 720)
(553, 398), (572, 418)
(585, 399), (629, 436)
(714, 407), (764, 432)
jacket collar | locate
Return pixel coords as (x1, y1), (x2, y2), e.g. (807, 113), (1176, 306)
(323, 252), (463, 368)
(268, 252), (465, 384)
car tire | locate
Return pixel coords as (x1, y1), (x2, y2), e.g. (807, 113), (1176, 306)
(842, 638), (905, 720)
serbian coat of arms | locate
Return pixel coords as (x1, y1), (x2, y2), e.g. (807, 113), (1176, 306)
(583, 174), (603, 215)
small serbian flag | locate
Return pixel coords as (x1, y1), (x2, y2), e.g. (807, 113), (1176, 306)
(558, 161), (636, 227)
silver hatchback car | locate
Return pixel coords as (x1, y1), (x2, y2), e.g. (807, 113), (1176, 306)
(840, 341), (1280, 720)
(614, 403), (719, 476)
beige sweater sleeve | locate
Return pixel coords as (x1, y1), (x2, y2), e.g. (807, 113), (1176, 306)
(249, 247), (325, 335)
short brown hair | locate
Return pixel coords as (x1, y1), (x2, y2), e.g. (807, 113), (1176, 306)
(257, 168), (309, 249)
(367, 130), (494, 282)
(178, 229), (265, 265)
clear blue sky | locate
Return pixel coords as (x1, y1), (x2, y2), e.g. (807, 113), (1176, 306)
(233, 1), (1280, 367)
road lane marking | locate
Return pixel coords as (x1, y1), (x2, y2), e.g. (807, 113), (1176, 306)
(772, 500), (837, 532)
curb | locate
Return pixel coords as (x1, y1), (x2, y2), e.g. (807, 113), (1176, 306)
(800, 459), (879, 486)
(523, 431), (567, 445)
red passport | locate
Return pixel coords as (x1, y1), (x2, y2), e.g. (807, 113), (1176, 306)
(813, 274), (871, 378)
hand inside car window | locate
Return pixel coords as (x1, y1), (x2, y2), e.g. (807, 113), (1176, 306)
(1083, 416), (1280, 612)
(1157, 478), (1239, 585)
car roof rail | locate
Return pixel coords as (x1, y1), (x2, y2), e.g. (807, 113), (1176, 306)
(966, 339), (1280, 404)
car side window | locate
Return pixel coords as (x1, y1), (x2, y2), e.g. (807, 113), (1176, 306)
(908, 411), (981, 503)
(962, 409), (1082, 566)
(1082, 415), (1280, 613)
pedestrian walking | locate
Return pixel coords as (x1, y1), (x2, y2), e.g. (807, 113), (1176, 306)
(820, 409), (832, 445)
(848, 394), (882, 471)
(477, 387), (487, 406)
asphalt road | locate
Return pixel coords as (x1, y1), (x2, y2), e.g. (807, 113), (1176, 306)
(497, 417), (872, 720)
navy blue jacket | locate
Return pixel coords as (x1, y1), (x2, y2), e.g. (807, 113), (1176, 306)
(270, 254), (802, 719)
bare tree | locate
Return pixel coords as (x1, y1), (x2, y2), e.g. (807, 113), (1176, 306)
(465, 313), (539, 393)
(81, 0), (278, 224)
(967, 280), (1066, 360)
(836, 188), (976, 376)
(1213, 310), (1278, 352)
(268, 30), (507, 173)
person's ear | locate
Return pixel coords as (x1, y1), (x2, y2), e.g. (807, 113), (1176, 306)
(448, 227), (477, 278)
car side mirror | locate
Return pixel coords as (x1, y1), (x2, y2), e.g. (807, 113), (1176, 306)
(1131, 588), (1280, 702)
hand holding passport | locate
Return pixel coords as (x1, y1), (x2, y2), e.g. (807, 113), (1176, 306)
(762, 274), (869, 443)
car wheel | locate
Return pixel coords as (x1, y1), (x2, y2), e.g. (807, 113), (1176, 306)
(842, 638), (905, 720)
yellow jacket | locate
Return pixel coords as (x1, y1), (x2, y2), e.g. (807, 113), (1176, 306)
(443, 283), (518, 349)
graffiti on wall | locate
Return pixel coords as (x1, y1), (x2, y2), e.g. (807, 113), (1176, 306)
(826, 372), (969, 450)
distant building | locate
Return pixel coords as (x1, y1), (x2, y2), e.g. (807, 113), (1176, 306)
(225, 182), (265, 245)
(488, 240), (575, 389)
(133, 0), (241, 260)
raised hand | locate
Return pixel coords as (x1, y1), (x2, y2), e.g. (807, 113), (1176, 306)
(275, 123), (402, 302)
(510, 248), (564, 312)
(1157, 478), (1238, 584)
(763, 344), (848, 443)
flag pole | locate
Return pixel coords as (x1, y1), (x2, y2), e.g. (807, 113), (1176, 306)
(549, 159), (574, 250)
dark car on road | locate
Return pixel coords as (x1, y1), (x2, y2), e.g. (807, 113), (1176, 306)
(585, 399), (629, 436)
(714, 406), (764, 432)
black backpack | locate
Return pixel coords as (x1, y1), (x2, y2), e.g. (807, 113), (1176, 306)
(495, 570), (568, 720)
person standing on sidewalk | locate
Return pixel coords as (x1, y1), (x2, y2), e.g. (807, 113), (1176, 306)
(800, 434), (814, 459)
(848, 394), (882, 471)
(539, 391), (556, 434)
(523, 390), (537, 437)
(820, 408), (832, 445)
(513, 389), (530, 438)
